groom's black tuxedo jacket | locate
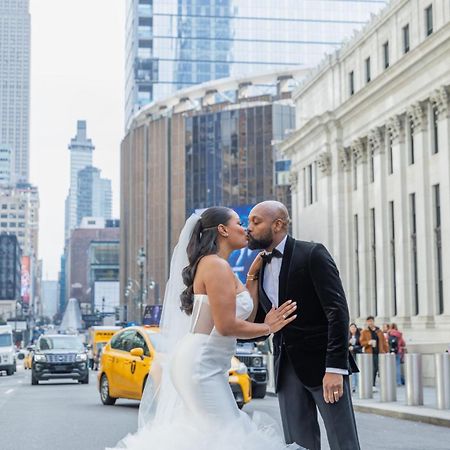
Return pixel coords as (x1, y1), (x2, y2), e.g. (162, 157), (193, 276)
(253, 236), (358, 389)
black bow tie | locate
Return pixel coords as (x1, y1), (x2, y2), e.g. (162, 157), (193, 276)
(261, 249), (283, 264)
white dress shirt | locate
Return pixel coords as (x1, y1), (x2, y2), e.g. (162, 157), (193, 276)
(262, 235), (348, 376)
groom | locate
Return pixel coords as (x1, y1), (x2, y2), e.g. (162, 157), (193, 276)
(247, 201), (360, 450)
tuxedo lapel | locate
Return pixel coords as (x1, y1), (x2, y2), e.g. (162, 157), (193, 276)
(259, 260), (272, 313)
(278, 235), (295, 305)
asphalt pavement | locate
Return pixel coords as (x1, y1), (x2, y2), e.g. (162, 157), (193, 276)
(1, 364), (449, 450)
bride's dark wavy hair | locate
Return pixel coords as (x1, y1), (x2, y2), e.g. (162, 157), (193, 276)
(180, 206), (234, 315)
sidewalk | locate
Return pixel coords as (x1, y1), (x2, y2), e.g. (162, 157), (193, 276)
(352, 385), (450, 427)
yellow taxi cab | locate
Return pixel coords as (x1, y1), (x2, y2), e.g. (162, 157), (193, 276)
(98, 326), (252, 408)
(229, 356), (252, 409)
(23, 346), (34, 370)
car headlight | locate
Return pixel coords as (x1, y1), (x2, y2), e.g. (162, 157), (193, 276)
(76, 353), (88, 362)
(252, 357), (263, 367)
(34, 354), (46, 362)
(235, 362), (248, 375)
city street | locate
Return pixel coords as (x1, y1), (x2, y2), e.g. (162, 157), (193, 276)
(1, 363), (449, 450)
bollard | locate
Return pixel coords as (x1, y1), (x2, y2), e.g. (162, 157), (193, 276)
(405, 353), (423, 406)
(357, 353), (373, 399)
(435, 353), (450, 410)
(379, 353), (397, 402)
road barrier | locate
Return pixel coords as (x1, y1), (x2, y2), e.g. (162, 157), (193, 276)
(405, 353), (423, 406)
(357, 353), (373, 399)
(434, 353), (450, 410)
(379, 353), (397, 402)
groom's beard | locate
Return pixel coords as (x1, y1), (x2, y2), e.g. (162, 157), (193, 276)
(247, 233), (273, 250)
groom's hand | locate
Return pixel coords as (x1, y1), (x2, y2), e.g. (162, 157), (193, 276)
(322, 373), (344, 404)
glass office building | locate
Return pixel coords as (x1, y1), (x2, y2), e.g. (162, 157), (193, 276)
(125, 0), (387, 128)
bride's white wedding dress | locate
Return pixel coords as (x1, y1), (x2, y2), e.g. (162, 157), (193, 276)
(110, 291), (300, 450)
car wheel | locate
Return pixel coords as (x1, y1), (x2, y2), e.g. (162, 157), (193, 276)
(31, 370), (39, 385)
(237, 400), (244, 409)
(252, 383), (267, 399)
(100, 374), (116, 405)
(13, 361), (17, 373)
(6, 367), (13, 376)
(79, 374), (89, 384)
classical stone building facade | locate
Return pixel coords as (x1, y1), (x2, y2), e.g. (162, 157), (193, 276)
(282, 0), (450, 346)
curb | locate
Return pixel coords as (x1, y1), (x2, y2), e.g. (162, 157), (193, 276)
(353, 403), (450, 428)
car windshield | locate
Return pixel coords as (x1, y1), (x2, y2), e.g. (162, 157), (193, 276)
(144, 331), (162, 351)
(38, 336), (84, 352)
(0, 333), (12, 347)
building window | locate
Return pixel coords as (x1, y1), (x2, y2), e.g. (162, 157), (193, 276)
(433, 184), (443, 314)
(403, 24), (410, 53)
(365, 57), (371, 83)
(389, 201), (397, 316)
(388, 136), (393, 174)
(425, 5), (433, 36)
(410, 193), (419, 315)
(308, 163), (313, 205)
(432, 106), (439, 154)
(369, 147), (375, 183)
(349, 71), (355, 96)
(370, 208), (377, 315)
(409, 120), (415, 165)
(383, 41), (390, 69)
(354, 214), (361, 317)
(303, 168), (307, 207)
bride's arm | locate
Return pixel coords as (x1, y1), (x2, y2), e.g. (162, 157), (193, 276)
(203, 256), (296, 339)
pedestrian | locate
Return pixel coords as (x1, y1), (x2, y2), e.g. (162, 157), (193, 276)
(360, 316), (388, 389)
(388, 323), (406, 386)
(349, 323), (362, 393)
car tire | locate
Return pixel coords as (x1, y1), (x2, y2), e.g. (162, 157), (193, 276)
(252, 383), (267, 399)
(13, 361), (17, 373)
(79, 374), (89, 384)
(237, 401), (244, 409)
(6, 367), (13, 376)
(31, 370), (39, 385)
(100, 374), (116, 405)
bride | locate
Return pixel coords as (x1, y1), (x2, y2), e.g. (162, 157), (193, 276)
(110, 207), (300, 450)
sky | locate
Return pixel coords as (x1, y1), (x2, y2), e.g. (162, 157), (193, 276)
(29, 0), (124, 279)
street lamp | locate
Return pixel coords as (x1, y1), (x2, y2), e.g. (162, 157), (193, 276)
(136, 247), (146, 324)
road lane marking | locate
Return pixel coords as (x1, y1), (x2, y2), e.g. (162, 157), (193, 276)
(5, 388), (14, 394)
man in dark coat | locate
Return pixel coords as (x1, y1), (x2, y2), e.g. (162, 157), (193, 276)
(247, 201), (359, 450)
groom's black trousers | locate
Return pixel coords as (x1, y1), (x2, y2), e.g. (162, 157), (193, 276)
(277, 354), (360, 450)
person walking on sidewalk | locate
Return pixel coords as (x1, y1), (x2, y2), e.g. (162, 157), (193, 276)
(349, 323), (362, 393)
(360, 316), (388, 388)
(388, 323), (406, 386)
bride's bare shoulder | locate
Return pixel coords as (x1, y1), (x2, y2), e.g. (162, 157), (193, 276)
(198, 255), (232, 274)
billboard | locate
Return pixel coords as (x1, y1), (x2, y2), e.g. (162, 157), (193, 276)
(143, 304), (163, 326)
(195, 204), (258, 284)
(21, 256), (31, 306)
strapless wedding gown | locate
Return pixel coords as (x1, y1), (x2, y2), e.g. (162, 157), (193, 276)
(111, 292), (300, 450)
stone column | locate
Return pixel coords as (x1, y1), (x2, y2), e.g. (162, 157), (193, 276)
(351, 138), (371, 319)
(410, 101), (435, 328)
(368, 127), (390, 322)
(430, 86), (450, 321)
(387, 115), (411, 325)
(338, 147), (357, 318)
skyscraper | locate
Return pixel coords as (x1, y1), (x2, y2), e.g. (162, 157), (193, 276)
(124, 0), (387, 129)
(77, 166), (112, 224)
(0, 0), (31, 183)
(64, 121), (94, 238)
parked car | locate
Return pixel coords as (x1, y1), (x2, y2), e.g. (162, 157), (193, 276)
(31, 334), (89, 385)
(98, 326), (252, 409)
(0, 325), (16, 375)
(236, 342), (268, 398)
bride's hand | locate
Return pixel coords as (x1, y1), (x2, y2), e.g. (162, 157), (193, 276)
(247, 252), (263, 278)
(264, 300), (297, 333)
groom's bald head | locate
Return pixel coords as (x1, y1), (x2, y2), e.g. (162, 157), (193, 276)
(247, 201), (290, 251)
(251, 201), (290, 230)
